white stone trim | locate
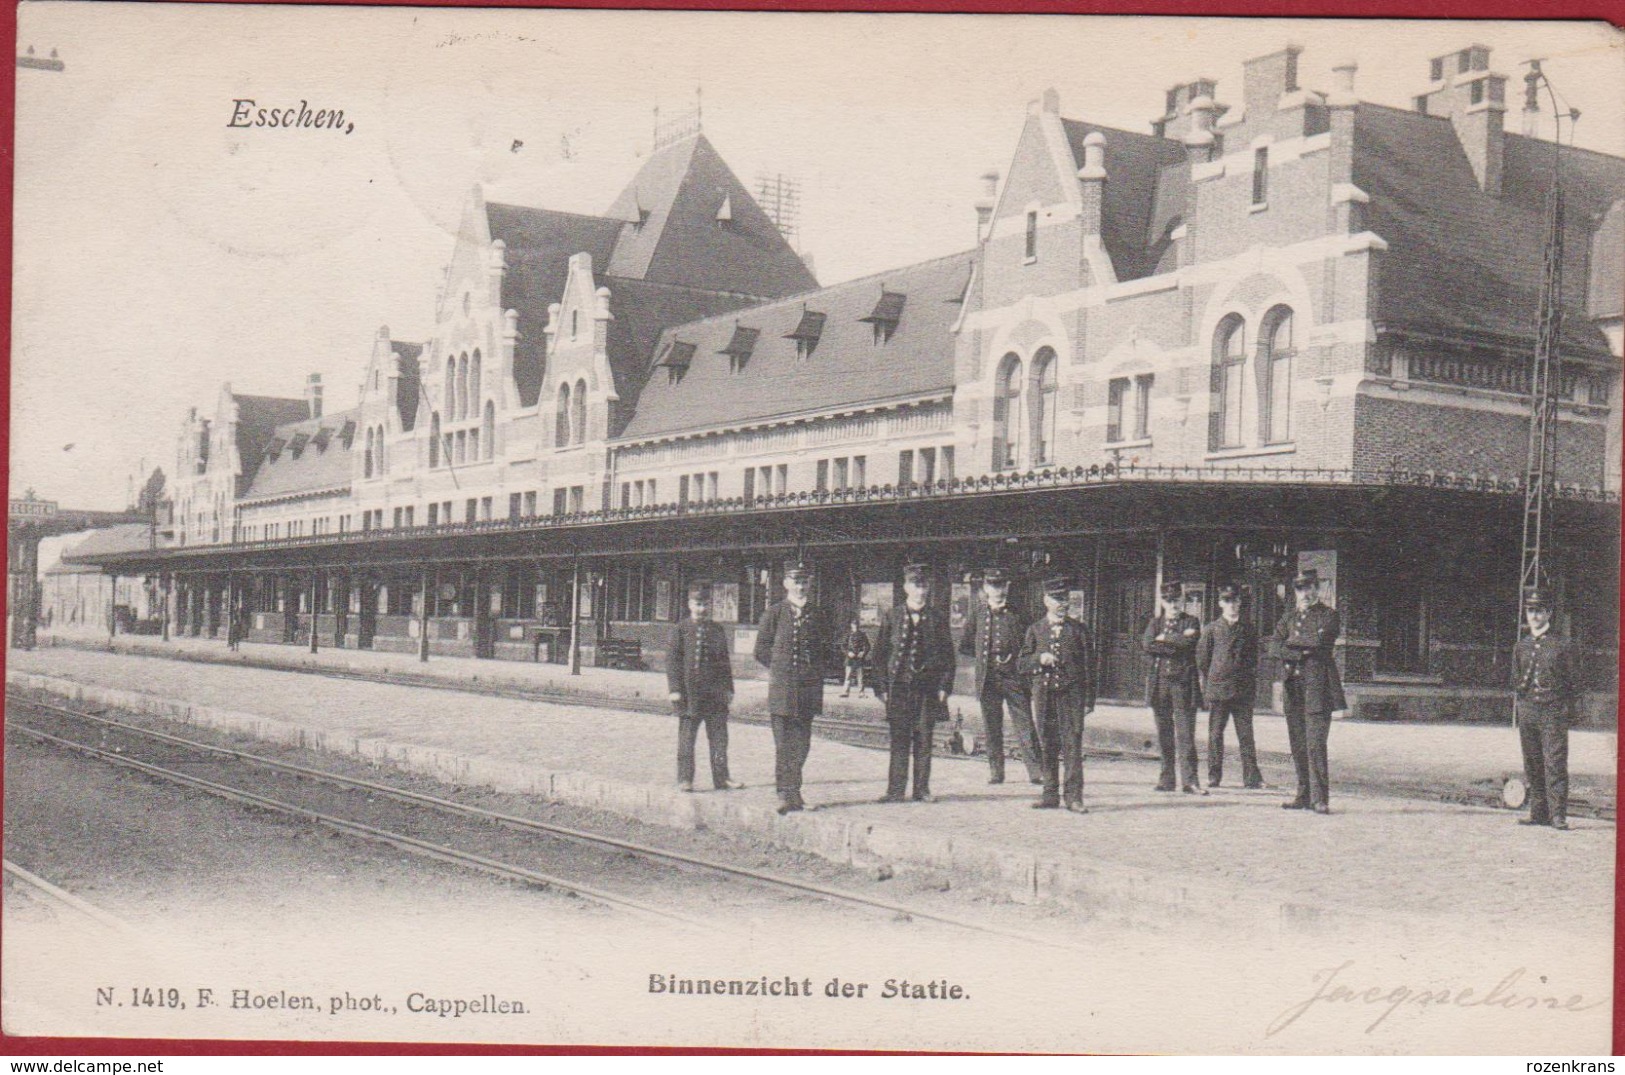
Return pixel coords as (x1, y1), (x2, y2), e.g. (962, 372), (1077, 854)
(1205, 442), (1298, 461)
(1331, 183), (1369, 205)
(1038, 111), (1084, 209)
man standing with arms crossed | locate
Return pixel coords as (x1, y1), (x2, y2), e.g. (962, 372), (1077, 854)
(872, 563), (956, 803)
(1143, 580), (1204, 794)
(754, 561), (826, 815)
(1512, 587), (1578, 831)
(1271, 568), (1345, 814)
(959, 566), (1042, 785)
(667, 579), (744, 793)
(1197, 584), (1263, 789)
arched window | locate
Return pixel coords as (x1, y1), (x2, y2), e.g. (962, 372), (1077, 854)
(1260, 306), (1293, 445)
(555, 383), (571, 447)
(446, 358), (457, 421)
(482, 400), (495, 460)
(571, 378), (588, 444)
(1030, 347), (1059, 466)
(375, 426), (385, 474)
(364, 427), (374, 478)
(457, 353), (470, 420)
(991, 353), (1023, 469)
(1210, 315), (1246, 450)
(470, 350), (482, 415)
(429, 413), (441, 468)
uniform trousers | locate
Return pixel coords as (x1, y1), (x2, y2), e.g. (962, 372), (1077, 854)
(676, 706), (731, 788)
(1206, 699), (1262, 787)
(770, 714), (814, 807)
(1517, 700), (1570, 824)
(1150, 682), (1199, 788)
(979, 674), (1043, 783)
(1282, 677), (1332, 806)
(885, 685), (937, 799)
(1035, 686), (1086, 806)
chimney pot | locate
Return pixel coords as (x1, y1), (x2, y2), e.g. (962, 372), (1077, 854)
(1078, 131), (1107, 181)
(1327, 60), (1358, 107)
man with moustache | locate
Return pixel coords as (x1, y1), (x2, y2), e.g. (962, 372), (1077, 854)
(1271, 568), (1346, 814)
(1143, 580), (1205, 794)
(1511, 588), (1579, 831)
(1018, 576), (1095, 812)
(1196, 584), (1263, 789)
(872, 563), (957, 803)
(958, 566), (1042, 785)
(753, 560), (826, 815)
(667, 579), (744, 793)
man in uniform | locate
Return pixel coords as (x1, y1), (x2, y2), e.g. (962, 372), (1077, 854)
(959, 566), (1042, 785)
(1512, 588), (1579, 830)
(667, 580), (744, 793)
(872, 563), (956, 803)
(1143, 580), (1204, 794)
(1196, 584), (1263, 789)
(753, 561), (827, 815)
(1271, 567), (1346, 814)
(1018, 576), (1095, 812)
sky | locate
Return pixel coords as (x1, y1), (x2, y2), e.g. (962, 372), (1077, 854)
(10, 4), (1623, 511)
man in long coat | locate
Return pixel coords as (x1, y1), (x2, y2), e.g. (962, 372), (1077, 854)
(1018, 576), (1096, 811)
(1196, 584), (1263, 789)
(753, 561), (826, 814)
(958, 566), (1042, 784)
(1143, 580), (1204, 794)
(871, 563), (956, 803)
(1512, 587), (1580, 830)
(667, 579), (743, 792)
(1271, 568), (1346, 814)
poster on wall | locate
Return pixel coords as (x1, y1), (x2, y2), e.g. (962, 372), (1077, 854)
(654, 578), (672, 622)
(711, 581), (740, 624)
(1297, 549), (1338, 608)
(859, 581), (893, 626)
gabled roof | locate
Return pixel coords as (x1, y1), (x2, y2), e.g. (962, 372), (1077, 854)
(1354, 104), (1625, 356)
(232, 394), (312, 491)
(56, 524), (153, 569)
(486, 202), (626, 408)
(620, 250), (976, 441)
(241, 406), (359, 501)
(1059, 119), (1189, 281)
(604, 134), (817, 298)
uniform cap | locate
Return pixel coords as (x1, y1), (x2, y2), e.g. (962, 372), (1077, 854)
(980, 566), (1010, 585)
(1043, 575), (1073, 597)
(902, 562), (930, 585)
(686, 579), (713, 600)
(1292, 568), (1321, 590)
(782, 559), (811, 580)
(1159, 581), (1184, 600)
(1523, 587), (1552, 611)
(1217, 584), (1240, 602)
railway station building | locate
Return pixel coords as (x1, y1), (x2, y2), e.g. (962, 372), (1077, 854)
(81, 44), (1623, 725)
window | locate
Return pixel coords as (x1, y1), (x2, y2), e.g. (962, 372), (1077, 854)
(853, 455), (866, 488)
(556, 383), (571, 447)
(429, 413), (441, 467)
(442, 501), (452, 523)
(482, 400), (495, 460)
(572, 378), (587, 444)
(480, 497), (492, 521)
(620, 482), (632, 509)
(428, 502), (439, 526)
(920, 447), (937, 485)
(833, 458), (848, 491)
(1031, 347), (1059, 465)
(898, 449), (913, 486)
(455, 430), (466, 464)
(647, 479), (657, 504)
(363, 428), (374, 478)
(1457, 48), (1471, 74)
(457, 354), (469, 420)
(1470, 79), (1484, 105)
(721, 326), (758, 374)
(1107, 378), (1127, 443)
(446, 358), (457, 418)
(1024, 211), (1038, 260)
(554, 488), (569, 516)
(940, 446), (954, 481)
(679, 475), (690, 505)
(815, 460), (829, 492)
(510, 493), (522, 520)
(1211, 316), (1247, 450)
(470, 351), (481, 415)
(1261, 307), (1293, 444)
(992, 353), (1023, 469)
(1133, 374), (1154, 440)
(743, 468), (755, 501)
(861, 291), (905, 345)
(524, 491), (537, 517)
(1252, 148), (1268, 206)
(1430, 56), (1444, 81)
(466, 498), (478, 524)
(776, 464), (787, 494)
(568, 486), (584, 513)
(469, 428), (479, 460)
(571, 310), (579, 339)
(786, 310), (825, 361)
(404, 506), (414, 528)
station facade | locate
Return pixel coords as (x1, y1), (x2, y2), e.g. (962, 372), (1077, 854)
(85, 44), (1622, 724)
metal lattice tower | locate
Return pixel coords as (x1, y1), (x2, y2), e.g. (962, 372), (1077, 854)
(1518, 61), (1577, 618)
(754, 172), (801, 248)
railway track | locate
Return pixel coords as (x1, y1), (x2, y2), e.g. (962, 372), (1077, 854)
(3, 858), (138, 935)
(6, 693), (1086, 950)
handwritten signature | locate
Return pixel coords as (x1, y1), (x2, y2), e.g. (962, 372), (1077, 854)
(1266, 961), (1609, 1038)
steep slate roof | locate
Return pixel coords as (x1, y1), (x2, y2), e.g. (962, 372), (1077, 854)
(1587, 200), (1623, 321)
(604, 135), (818, 297)
(392, 341), (422, 431)
(56, 524), (153, 569)
(620, 250), (976, 441)
(486, 203), (624, 408)
(233, 394), (312, 492)
(1354, 104), (1625, 356)
(1059, 119), (1189, 281)
(241, 406), (359, 500)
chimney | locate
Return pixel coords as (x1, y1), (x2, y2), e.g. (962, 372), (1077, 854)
(1417, 46), (1506, 195)
(1077, 131), (1106, 236)
(306, 373), (323, 419)
(1241, 47), (1302, 123)
(1184, 93), (1217, 164)
(1152, 78), (1216, 142)
(975, 169), (1000, 243)
(1040, 88), (1060, 115)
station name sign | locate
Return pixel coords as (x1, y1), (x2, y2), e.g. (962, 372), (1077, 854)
(9, 499), (59, 518)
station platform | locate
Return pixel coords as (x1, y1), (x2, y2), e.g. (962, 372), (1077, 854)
(10, 637), (1618, 944)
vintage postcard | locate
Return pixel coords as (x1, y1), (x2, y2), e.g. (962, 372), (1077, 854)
(5, 4), (1621, 1055)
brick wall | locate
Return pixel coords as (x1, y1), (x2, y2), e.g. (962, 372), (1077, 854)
(1353, 395), (1608, 487)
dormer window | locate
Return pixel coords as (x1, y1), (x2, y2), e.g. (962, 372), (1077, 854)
(860, 290), (906, 345)
(658, 339), (695, 385)
(785, 310), (826, 361)
(312, 427), (330, 450)
(289, 432), (310, 458)
(1430, 57), (1444, 82)
(266, 436), (287, 462)
(720, 326), (759, 374)
(1469, 79), (1484, 105)
(715, 195), (732, 228)
(338, 419), (356, 447)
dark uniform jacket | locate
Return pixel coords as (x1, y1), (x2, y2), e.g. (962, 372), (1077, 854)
(958, 602), (1029, 696)
(872, 604), (956, 717)
(1142, 610), (1202, 708)
(1196, 616), (1258, 706)
(1270, 602), (1347, 712)
(1018, 616), (1096, 712)
(843, 627), (871, 663)
(754, 600), (827, 718)
(666, 618), (734, 716)
(1512, 629), (1580, 718)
